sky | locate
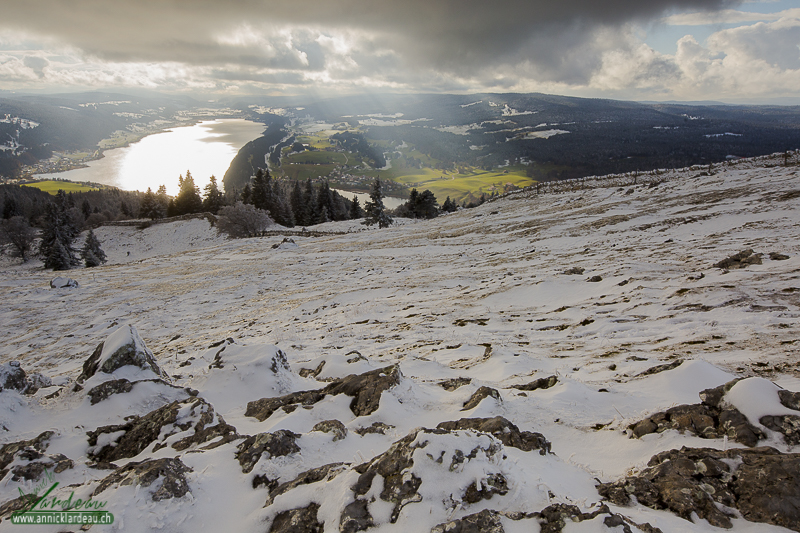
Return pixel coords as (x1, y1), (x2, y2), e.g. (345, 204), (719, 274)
(0, 0), (798, 103)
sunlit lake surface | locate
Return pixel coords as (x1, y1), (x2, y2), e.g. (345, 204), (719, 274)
(36, 119), (266, 195)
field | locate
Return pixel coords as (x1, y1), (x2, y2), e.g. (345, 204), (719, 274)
(389, 166), (535, 202)
(21, 180), (98, 194)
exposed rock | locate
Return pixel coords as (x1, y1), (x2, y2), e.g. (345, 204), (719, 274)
(587, 275), (603, 282)
(10, 454), (72, 482)
(346, 350), (367, 364)
(236, 430), (301, 474)
(536, 503), (611, 533)
(0, 361), (51, 395)
(699, 379), (744, 408)
(354, 422), (394, 436)
(246, 365), (401, 422)
(637, 359), (683, 377)
(598, 446), (800, 531)
(87, 378), (134, 404)
(563, 267), (585, 275)
(340, 498), (373, 533)
(266, 463), (349, 506)
(779, 389), (800, 411)
(93, 457), (192, 502)
(87, 397), (237, 462)
(78, 324), (165, 382)
(439, 377), (472, 391)
(436, 417), (551, 455)
(462, 473), (508, 503)
(770, 252), (790, 261)
(511, 375), (558, 392)
(312, 419), (348, 441)
(49, 277), (78, 289)
(269, 502), (323, 533)
(272, 237), (298, 250)
(760, 415), (800, 445)
(431, 509), (504, 533)
(299, 360), (326, 378)
(629, 402), (764, 447)
(714, 249), (763, 269)
(462, 386), (501, 410)
(0, 431), (54, 480)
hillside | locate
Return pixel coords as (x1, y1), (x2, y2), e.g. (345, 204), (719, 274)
(0, 153), (798, 532)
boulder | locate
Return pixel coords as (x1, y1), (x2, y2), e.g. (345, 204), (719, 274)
(266, 463), (349, 506)
(511, 375), (558, 392)
(431, 509), (504, 533)
(714, 249), (763, 269)
(93, 457), (192, 502)
(0, 362), (52, 395)
(49, 277), (78, 289)
(312, 420), (348, 441)
(269, 503), (323, 533)
(439, 377), (471, 391)
(236, 430), (301, 474)
(436, 416), (551, 455)
(462, 386), (501, 410)
(78, 324), (165, 382)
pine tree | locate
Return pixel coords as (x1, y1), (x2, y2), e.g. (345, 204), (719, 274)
(241, 184), (253, 205)
(202, 175), (225, 214)
(174, 171), (203, 215)
(139, 187), (166, 219)
(303, 179), (317, 226)
(290, 180), (307, 226)
(40, 192), (80, 270)
(362, 178), (393, 228)
(349, 195), (363, 219)
(81, 229), (107, 267)
(441, 196), (457, 213)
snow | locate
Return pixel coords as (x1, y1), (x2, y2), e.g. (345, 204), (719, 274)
(0, 152), (799, 531)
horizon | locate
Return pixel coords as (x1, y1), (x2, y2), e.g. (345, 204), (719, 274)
(1, 1), (799, 103)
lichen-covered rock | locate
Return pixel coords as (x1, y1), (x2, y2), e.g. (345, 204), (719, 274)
(699, 379), (744, 408)
(246, 365), (401, 422)
(87, 378), (134, 404)
(269, 503), (323, 533)
(462, 386), (502, 410)
(436, 417), (551, 455)
(87, 397), (236, 462)
(597, 446), (800, 531)
(0, 431), (54, 481)
(266, 463), (349, 506)
(236, 430), (301, 474)
(511, 375), (557, 392)
(760, 415), (800, 445)
(312, 420), (348, 441)
(93, 457), (192, 502)
(779, 389), (800, 411)
(431, 509), (504, 533)
(10, 454), (73, 482)
(354, 422), (394, 436)
(78, 324), (165, 382)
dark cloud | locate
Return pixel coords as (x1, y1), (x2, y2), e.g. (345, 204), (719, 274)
(2, 0), (739, 73)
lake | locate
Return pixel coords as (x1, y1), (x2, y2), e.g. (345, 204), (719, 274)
(36, 119), (266, 195)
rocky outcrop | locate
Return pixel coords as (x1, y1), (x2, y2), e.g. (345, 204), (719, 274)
(245, 365), (401, 422)
(236, 430), (300, 474)
(87, 397), (236, 462)
(511, 375), (557, 392)
(0, 431), (72, 483)
(269, 503), (323, 533)
(714, 249), (763, 269)
(461, 386), (501, 410)
(436, 416), (551, 455)
(431, 509), (504, 533)
(598, 446), (800, 531)
(78, 324), (165, 382)
(266, 463), (349, 507)
(439, 377), (471, 391)
(93, 457), (192, 502)
(312, 419), (347, 441)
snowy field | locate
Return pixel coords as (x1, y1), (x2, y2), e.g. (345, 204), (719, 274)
(0, 153), (798, 532)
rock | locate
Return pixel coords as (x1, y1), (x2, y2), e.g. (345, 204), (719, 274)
(93, 457), (192, 501)
(439, 377), (472, 391)
(699, 379), (743, 408)
(537, 503), (609, 533)
(462, 386), (502, 410)
(760, 415), (800, 445)
(587, 275), (603, 282)
(0, 431), (54, 480)
(340, 498), (373, 533)
(637, 359), (683, 377)
(779, 389), (800, 411)
(269, 503), (323, 533)
(312, 419), (348, 441)
(78, 324), (165, 382)
(271, 237), (299, 250)
(770, 252), (790, 260)
(87, 397), (237, 462)
(354, 422), (394, 436)
(563, 267), (585, 275)
(87, 378), (134, 404)
(598, 446), (800, 531)
(714, 249), (763, 269)
(462, 473), (508, 503)
(11, 454), (73, 482)
(236, 430), (301, 474)
(246, 365), (402, 422)
(511, 375), (557, 392)
(0, 362), (51, 395)
(436, 416), (551, 455)
(266, 463), (349, 506)
(49, 277), (78, 289)
(431, 509), (504, 533)
(299, 360), (326, 378)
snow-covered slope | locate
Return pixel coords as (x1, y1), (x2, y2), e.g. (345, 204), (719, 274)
(0, 153), (798, 532)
